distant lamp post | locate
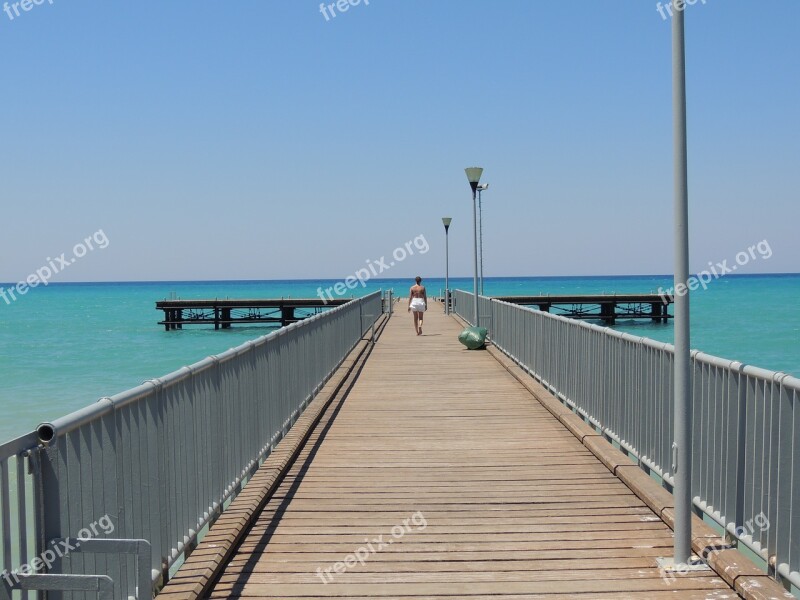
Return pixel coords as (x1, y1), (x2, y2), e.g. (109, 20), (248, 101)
(476, 183), (489, 295)
(442, 217), (452, 314)
(464, 167), (483, 326)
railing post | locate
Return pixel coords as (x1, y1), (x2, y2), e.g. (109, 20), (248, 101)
(35, 442), (65, 600)
(731, 365), (747, 545)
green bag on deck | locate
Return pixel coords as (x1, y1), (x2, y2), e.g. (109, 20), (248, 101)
(458, 326), (488, 350)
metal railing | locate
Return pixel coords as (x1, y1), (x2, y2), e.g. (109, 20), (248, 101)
(0, 291), (384, 600)
(453, 289), (800, 589)
(0, 433), (39, 600)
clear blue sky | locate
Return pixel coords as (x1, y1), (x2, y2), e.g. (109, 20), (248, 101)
(1, 1), (797, 282)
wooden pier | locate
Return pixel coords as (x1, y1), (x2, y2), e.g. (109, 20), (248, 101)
(494, 293), (673, 325)
(155, 298), (350, 331)
(159, 301), (787, 600)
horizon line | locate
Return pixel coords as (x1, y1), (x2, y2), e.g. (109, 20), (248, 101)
(1, 272), (798, 286)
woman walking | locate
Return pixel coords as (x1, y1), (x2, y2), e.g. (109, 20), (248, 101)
(408, 276), (427, 335)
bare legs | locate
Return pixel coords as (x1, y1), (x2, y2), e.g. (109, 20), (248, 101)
(412, 311), (421, 335)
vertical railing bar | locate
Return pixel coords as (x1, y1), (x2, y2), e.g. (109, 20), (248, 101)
(789, 387), (800, 579)
(16, 454), (30, 600)
(1, 460), (13, 577)
(78, 422), (96, 599)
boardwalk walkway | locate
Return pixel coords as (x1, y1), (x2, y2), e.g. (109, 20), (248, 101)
(204, 301), (736, 599)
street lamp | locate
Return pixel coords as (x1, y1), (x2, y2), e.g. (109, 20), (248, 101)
(442, 217), (452, 314)
(464, 167), (483, 326)
(476, 183), (489, 295)
(671, 0), (692, 568)
(657, 0), (705, 578)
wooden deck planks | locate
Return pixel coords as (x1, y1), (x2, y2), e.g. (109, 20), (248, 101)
(205, 301), (739, 598)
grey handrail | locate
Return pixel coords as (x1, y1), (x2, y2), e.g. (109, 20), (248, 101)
(452, 288), (800, 590)
(1, 291), (385, 600)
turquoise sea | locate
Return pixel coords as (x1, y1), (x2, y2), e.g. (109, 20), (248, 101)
(1, 274), (798, 444)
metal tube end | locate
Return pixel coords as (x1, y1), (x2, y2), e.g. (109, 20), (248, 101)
(36, 423), (56, 445)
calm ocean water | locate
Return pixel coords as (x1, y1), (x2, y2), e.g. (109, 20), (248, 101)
(1, 275), (798, 444)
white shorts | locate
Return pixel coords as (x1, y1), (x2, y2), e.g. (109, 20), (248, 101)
(409, 298), (426, 312)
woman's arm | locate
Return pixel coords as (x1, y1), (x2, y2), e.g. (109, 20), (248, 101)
(423, 287), (428, 308)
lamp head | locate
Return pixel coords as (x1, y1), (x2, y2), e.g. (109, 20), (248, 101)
(442, 217), (452, 228)
(464, 167), (483, 193)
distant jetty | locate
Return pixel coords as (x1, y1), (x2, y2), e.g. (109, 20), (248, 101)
(155, 297), (350, 330)
(157, 293), (673, 330)
(493, 293), (673, 325)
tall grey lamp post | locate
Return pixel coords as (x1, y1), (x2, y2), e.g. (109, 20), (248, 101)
(476, 183), (489, 295)
(671, 0), (692, 567)
(442, 217), (452, 314)
(464, 167), (483, 326)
